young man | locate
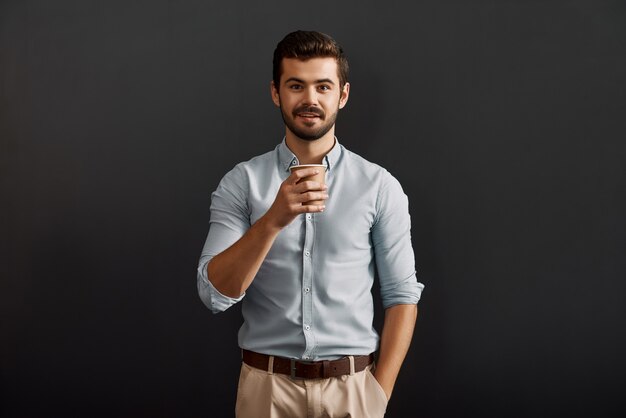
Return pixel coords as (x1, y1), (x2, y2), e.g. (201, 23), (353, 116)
(197, 30), (424, 418)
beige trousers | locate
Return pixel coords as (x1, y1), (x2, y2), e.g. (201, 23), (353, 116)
(235, 359), (388, 418)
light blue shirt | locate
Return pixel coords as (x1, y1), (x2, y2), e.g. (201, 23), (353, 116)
(197, 138), (424, 361)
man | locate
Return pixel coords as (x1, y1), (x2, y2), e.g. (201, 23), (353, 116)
(197, 30), (424, 418)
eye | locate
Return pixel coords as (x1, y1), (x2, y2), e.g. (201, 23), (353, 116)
(289, 84), (303, 90)
(318, 85), (331, 91)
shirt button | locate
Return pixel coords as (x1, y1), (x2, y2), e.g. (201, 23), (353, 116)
(306, 214), (312, 220)
(305, 325), (311, 331)
(303, 356), (310, 360)
(304, 250), (310, 257)
(304, 287), (310, 293)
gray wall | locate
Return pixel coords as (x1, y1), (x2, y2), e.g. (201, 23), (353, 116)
(2, 1), (625, 417)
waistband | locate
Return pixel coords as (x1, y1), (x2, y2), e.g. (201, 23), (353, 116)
(242, 349), (375, 379)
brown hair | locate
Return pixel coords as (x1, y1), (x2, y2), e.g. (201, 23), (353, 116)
(273, 30), (349, 91)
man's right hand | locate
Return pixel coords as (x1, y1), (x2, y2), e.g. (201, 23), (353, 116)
(207, 167), (328, 298)
(263, 167), (329, 230)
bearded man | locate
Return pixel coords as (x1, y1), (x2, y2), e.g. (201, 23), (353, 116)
(197, 30), (424, 418)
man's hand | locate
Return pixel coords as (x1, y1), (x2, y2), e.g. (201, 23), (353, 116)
(264, 167), (329, 230)
(373, 304), (418, 401)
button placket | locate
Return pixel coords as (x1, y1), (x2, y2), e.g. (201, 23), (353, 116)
(301, 211), (316, 359)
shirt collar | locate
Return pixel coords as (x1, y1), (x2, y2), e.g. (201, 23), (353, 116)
(278, 136), (342, 172)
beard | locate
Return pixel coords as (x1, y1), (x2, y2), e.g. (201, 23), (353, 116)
(279, 102), (339, 141)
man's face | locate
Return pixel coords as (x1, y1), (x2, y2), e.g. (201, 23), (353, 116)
(271, 57), (350, 141)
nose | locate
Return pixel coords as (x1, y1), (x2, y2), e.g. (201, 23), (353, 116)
(302, 86), (319, 106)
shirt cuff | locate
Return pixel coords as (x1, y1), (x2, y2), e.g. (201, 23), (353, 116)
(197, 260), (245, 313)
(380, 272), (424, 309)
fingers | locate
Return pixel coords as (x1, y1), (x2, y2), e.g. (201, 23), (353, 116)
(296, 204), (326, 213)
(293, 180), (327, 193)
(294, 191), (329, 204)
(289, 167), (323, 184)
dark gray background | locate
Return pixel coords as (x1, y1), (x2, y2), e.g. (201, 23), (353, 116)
(2, 0), (625, 417)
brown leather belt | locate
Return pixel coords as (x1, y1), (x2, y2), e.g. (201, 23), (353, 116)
(242, 349), (375, 379)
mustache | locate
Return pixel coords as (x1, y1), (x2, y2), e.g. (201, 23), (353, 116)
(293, 106), (324, 118)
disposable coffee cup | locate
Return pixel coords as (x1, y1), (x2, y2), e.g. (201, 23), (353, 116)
(288, 164), (327, 206)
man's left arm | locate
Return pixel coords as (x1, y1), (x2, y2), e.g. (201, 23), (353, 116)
(374, 303), (418, 400)
(370, 170), (425, 400)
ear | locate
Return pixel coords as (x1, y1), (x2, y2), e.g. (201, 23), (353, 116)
(339, 82), (350, 109)
(270, 81), (281, 107)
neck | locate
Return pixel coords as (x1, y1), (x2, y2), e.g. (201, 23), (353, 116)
(285, 129), (336, 165)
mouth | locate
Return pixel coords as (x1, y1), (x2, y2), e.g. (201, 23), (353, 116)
(296, 113), (321, 120)
(294, 106), (324, 120)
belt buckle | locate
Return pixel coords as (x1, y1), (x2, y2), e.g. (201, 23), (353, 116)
(291, 358), (315, 379)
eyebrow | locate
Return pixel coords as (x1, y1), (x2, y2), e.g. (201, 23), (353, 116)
(284, 77), (336, 85)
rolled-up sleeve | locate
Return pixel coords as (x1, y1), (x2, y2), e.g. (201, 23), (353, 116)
(197, 165), (250, 313)
(371, 170), (424, 309)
